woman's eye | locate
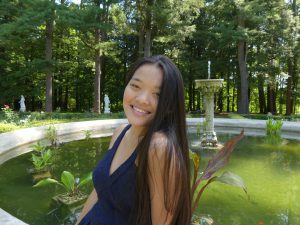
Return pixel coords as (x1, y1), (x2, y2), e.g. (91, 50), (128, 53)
(130, 83), (139, 89)
(154, 93), (160, 97)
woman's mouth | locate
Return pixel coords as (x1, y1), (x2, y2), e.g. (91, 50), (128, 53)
(131, 105), (150, 115)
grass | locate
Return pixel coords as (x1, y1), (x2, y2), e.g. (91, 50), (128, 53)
(0, 112), (125, 133)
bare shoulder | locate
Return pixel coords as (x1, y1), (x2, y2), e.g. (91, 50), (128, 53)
(149, 132), (170, 160)
(108, 124), (128, 149)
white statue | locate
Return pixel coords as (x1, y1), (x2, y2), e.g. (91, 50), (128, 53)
(104, 94), (110, 114)
(19, 95), (26, 112)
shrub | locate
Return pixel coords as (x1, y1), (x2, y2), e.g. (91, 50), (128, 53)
(0, 122), (18, 133)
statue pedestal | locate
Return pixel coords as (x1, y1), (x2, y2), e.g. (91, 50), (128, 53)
(195, 79), (223, 148)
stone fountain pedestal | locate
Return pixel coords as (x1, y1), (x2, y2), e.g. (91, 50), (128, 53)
(195, 79), (223, 148)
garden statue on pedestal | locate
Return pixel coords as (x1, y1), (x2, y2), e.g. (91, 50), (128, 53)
(104, 94), (110, 114)
(19, 95), (26, 112)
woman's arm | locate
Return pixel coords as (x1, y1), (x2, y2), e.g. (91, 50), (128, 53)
(75, 188), (98, 225)
(148, 133), (177, 225)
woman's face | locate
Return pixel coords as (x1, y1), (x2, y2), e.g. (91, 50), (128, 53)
(123, 64), (163, 130)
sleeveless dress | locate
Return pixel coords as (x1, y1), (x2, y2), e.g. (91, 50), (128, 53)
(78, 124), (137, 225)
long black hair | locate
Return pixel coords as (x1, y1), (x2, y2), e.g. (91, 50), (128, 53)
(126, 55), (191, 225)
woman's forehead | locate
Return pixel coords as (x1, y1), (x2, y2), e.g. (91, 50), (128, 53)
(132, 64), (163, 88)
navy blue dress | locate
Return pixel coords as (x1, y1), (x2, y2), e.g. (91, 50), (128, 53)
(78, 125), (137, 225)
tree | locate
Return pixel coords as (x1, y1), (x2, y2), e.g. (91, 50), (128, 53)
(286, 0), (299, 115)
(45, 0), (55, 112)
(237, 6), (249, 114)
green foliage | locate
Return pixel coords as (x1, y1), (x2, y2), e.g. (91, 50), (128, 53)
(190, 130), (247, 214)
(0, 112), (126, 133)
(0, 0), (299, 115)
(0, 105), (19, 124)
(46, 125), (59, 146)
(33, 170), (92, 196)
(84, 130), (92, 140)
(30, 143), (53, 172)
(266, 118), (283, 135)
(0, 122), (18, 133)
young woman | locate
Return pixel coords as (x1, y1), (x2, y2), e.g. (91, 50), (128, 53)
(76, 55), (191, 225)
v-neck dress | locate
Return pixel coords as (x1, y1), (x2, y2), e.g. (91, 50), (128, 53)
(78, 124), (137, 225)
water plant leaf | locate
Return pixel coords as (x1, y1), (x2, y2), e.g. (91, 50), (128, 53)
(43, 149), (52, 164)
(200, 130), (244, 180)
(189, 149), (200, 185)
(33, 178), (60, 187)
(78, 172), (92, 188)
(61, 171), (75, 193)
(32, 142), (46, 152)
(212, 171), (247, 194)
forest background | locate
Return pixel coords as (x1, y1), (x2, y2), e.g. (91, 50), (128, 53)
(0, 0), (299, 116)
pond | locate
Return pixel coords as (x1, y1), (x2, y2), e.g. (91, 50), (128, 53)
(0, 133), (300, 225)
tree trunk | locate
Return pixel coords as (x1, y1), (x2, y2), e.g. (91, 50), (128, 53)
(237, 14), (249, 114)
(218, 88), (223, 113)
(286, 0), (298, 115)
(64, 84), (68, 111)
(31, 96), (35, 111)
(196, 91), (201, 111)
(45, 0), (55, 112)
(258, 75), (266, 114)
(144, 29), (151, 57)
(192, 81), (196, 111)
(267, 84), (277, 114)
(93, 28), (101, 113)
(286, 59), (293, 115)
(231, 82), (235, 112)
(144, 0), (154, 57)
(136, 0), (144, 57)
(226, 72), (230, 112)
(188, 79), (193, 112)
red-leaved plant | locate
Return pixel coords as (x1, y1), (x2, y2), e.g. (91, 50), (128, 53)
(190, 130), (247, 223)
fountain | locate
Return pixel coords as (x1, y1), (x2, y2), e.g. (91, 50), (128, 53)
(195, 61), (223, 148)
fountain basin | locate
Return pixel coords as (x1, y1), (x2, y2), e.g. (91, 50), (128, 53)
(0, 118), (300, 224)
(194, 79), (223, 93)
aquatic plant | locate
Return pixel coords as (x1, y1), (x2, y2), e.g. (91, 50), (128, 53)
(30, 142), (53, 172)
(84, 130), (92, 140)
(33, 171), (92, 197)
(266, 118), (283, 135)
(46, 125), (59, 146)
(190, 130), (247, 214)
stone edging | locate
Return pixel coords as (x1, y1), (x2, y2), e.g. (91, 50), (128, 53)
(0, 119), (128, 165)
(1, 118), (300, 165)
(187, 118), (300, 139)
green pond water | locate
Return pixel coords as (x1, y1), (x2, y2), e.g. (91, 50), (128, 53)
(0, 133), (300, 225)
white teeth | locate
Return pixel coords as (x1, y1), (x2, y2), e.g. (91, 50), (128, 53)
(133, 106), (148, 114)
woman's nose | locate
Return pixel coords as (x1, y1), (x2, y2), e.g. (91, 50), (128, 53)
(136, 92), (150, 105)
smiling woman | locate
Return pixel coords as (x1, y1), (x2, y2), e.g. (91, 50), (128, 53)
(75, 55), (191, 225)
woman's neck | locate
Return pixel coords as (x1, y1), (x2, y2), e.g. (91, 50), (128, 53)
(127, 125), (147, 140)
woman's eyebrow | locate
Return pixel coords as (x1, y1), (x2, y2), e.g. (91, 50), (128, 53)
(131, 77), (142, 82)
(132, 77), (161, 89)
